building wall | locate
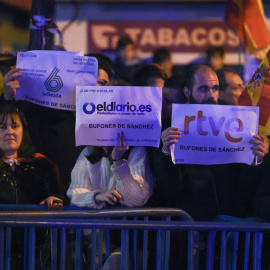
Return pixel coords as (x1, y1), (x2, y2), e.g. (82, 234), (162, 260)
(0, 4), (29, 52)
(55, 2), (270, 65)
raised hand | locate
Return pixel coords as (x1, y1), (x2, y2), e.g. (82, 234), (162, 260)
(3, 68), (23, 100)
(161, 127), (181, 153)
(112, 132), (129, 161)
(250, 134), (269, 162)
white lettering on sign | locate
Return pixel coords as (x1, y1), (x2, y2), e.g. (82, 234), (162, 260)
(91, 25), (117, 49)
(90, 24), (239, 50)
(174, 28), (191, 46)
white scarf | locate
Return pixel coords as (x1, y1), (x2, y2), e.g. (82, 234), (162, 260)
(4, 158), (20, 167)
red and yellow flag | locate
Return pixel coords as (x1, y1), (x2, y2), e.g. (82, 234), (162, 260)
(225, 0), (270, 60)
(238, 49), (270, 135)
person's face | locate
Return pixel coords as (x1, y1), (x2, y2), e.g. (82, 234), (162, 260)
(0, 114), (23, 158)
(147, 77), (165, 87)
(219, 72), (244, 105)
(119, 44), (136, 63)
(97, 69), (110, 86)
(210, 53), (224, 70)
(185, 69), (219, 104)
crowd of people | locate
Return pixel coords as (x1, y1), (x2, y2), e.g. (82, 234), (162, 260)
(0, 39), (270, 268)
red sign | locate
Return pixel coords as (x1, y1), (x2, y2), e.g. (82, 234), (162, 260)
(88, 21), (240, 53)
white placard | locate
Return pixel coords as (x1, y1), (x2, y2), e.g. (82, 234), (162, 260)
(16, 50), (98, 111)
(171, 104), (259, 165)
(76, 86), (162, 147)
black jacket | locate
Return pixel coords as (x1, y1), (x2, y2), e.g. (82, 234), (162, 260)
(148, 146), (260, 221)
(0, 95), (78, 197)
(0, 154), (62, 204)
(0, 154), (62, 269)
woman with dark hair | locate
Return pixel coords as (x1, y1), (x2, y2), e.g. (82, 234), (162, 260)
(67, 132), (153, 209)
(0, 104), (63, 207)
(0, 104), (63, 269)
(67, 132), (153, 269)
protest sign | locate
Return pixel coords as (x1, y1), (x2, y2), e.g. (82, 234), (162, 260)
(75, 86), (162, 147)
(16, 50), (98, 111)
(87, 21), (241, 65)
(171, 104), (259, 165)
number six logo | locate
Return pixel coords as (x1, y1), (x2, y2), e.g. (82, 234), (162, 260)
(83, 102), (96, 114)
(44, 67), (63, 92)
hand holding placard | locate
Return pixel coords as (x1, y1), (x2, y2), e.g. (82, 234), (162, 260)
(161, 127), (181, 153)
(3, 68), (23, 100)
(112, 132), (129, 162)
(250, 134), (269, 164)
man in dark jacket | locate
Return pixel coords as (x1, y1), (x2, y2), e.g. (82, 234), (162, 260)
(158, 65), (268, 220)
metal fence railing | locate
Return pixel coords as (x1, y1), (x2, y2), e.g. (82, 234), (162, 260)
(0, 205), (269, 270)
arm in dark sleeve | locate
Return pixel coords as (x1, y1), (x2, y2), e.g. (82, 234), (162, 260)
(252, 152), (270, 219)
(148, 146), (183, 207)
(40, 158), (64, 202)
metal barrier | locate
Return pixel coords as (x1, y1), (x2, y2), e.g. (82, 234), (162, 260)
(0, 205), (269, 270)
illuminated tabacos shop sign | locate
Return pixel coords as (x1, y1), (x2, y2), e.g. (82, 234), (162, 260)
(88, 21), (240, 53)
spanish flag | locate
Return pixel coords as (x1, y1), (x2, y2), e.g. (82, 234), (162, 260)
(225, 0), (270, 60)
(238, 49), (270, 136)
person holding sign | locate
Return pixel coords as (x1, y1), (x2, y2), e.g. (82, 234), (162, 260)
(149, 65), (269, 270)
(68, 132), (152, 269)
(159, 65), (268, 220)
(1, 66), (78, 200)
(67, 131), (153, 208)
(0, 53), (115, 201)
(163, 65), (267, 164)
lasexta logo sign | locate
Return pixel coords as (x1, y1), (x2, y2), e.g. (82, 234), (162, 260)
(44, 67), (63, 92)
